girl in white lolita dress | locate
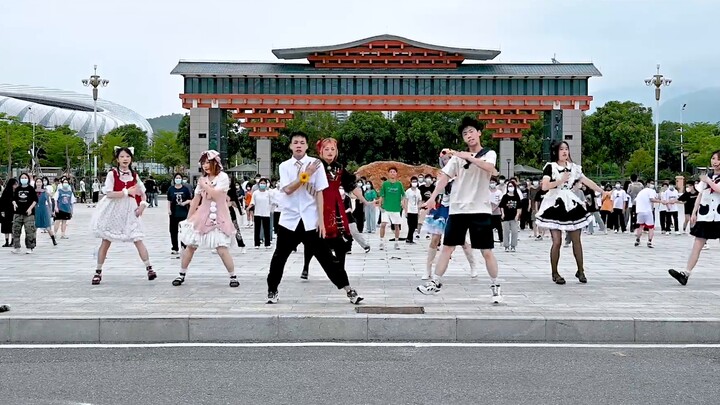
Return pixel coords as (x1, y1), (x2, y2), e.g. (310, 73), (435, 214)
(536, 141), (603, 285)
(90, 146), (156, 285)
(174, 150), (238, 287)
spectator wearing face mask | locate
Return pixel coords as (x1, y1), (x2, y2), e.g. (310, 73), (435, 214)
(341, 186), (370, 253)
(417, 174), (435, 238)
(249, 178), (272, 249)
(489, 178), (504, 243)
(678, 182), (699, 234)
(352, 180), (366, 233)
(363, 182), (378, 233)
(499, 180), (521, 252)
(610, 182), (628, 233)
(11, 173), (38, 254)
(600, 184), (614, 230)
(664, 181), (680, 235)
(53, 179), (76, 239)
(403, 177), (422, 244)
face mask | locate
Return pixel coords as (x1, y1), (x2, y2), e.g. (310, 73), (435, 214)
(686, 187), (691, 192)
(411, 182), (418, 187)
(259, 184), (267, 190)
(499, 180), (505, 185)
(615, 184), (621, 189)
(520, 186), (526, 191)
(425, 179), (432, 186)
(490, 183), (497, 189)
(648, 184), (655, 189)
(532, 181), (539, 187)
(357, 182), (363, 188)
(20, 178), (28, 186)
(183, 179), (188, 184)
(63, 183), (70, 190)
(418, 177), (425, 183)
(175, 179), (183, 185)
(507, 186), (515, 192)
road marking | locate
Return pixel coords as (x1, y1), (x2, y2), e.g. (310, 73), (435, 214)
(1, 342), (719, 349)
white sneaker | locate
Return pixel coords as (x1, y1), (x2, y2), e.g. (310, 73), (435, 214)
(379, 242), (385, 251)
(470, 264), (478, 279)
(25, 249), (33, 255)
(265, 246), (272, 250)
(675, 231), (682, 235)
(241, 247), (246, 254)
(417, 280), (442, 295)
(394, 243), (400, 250)
(491, 285), (503, 304)
(11, 248), (21, 254)
(422, 272), (431, 280)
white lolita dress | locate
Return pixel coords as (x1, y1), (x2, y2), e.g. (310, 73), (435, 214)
(90, 169), (146, 242)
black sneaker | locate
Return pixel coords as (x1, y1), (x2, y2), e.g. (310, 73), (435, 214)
(668, 269), (688, 286)
(634, 239), (640, 247)
(347, 289), (364, 305)
(300, 269), (308, 280)
(267, 291), (279, 304)
(364, 246), (371, 253)
(647, 242), (654, 248)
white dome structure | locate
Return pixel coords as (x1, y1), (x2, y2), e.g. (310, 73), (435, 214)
(0, 84), (153, 142)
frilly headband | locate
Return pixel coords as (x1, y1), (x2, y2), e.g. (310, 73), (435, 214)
(114, 146), (135, 155)
(200, 149), (223, 170)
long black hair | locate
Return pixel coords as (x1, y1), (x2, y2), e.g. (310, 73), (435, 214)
(1, 178), (17, 200)
(114, 147), (136, 177)
(550, 140), (573, 163)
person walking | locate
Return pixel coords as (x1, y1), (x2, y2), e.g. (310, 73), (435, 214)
(11, 173), (38, 254)
(53, 179), (75, 239)
(0, 179), (17, 247)
(363, 182), (378, 233)
(499, 180), (521, 252)
(33, 178), (57, 246)
(403, 176), (422, 244)
(167, 173), (193, 256)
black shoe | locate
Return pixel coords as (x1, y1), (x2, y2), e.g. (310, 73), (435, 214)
(229, 276), (239, 288)
(267, 291), (279, 304)
(634, 239), (640, 247)
(668, 269), (688, 286)
(347, 289), (363, 305)
(300, 269), (308, 280)
(0, 305), (9, 313)
(575, 271), (587, 283)
(364, 246), (371, 253)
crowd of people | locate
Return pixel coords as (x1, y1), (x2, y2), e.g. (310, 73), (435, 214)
(2, 117), (719, 311)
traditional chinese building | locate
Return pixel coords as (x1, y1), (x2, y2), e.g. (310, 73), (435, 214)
(171, 35), (601, 177)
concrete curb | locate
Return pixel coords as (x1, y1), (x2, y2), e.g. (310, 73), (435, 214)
(1, 315), (720, 344)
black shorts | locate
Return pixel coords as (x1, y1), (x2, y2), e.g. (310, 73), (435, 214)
(55, 211), (72, 221)
(443, 213), (494, 250)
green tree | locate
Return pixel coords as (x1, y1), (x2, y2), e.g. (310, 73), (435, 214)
(583, 101), (654, 175)
(43, 126), (87, 171)
(177, 114), (190, 160)
(515, 117), (544, 169)
(337, 112), (396, 165)
(94, 133), (127, 170)
(684, 122), (720, 169)
(104, 125), (149, 159)
(152, 130), (186, 172)
(625, 148), (654, 180)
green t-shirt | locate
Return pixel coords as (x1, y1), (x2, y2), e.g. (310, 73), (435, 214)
(364, 189), (378, 202)
(380, 181), (403, 212)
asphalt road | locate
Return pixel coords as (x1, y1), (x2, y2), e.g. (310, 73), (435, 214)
(0, 345), (718, 405)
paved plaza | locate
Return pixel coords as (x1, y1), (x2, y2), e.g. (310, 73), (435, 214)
(1, 201), (719, 343)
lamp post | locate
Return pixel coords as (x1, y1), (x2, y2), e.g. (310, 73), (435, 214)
(644, 64), (671, 186)
(82, 65), (109, 180)
(506, 158), (511, 178)
(680, 103), (686, 173)
(28, 106), (36, 175)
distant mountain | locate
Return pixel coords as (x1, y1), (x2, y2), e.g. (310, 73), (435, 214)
(590, 87), (720, 123)
(147, 113), (184, 133)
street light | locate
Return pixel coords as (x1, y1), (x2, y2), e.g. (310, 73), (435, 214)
(28, 106), (36, 175)
(82, 65), (109, 180)
(680, 103), (687, 173)
(644, 64), (671, 186)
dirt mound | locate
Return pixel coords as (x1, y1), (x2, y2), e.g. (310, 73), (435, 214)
(355, 161), (440, 189)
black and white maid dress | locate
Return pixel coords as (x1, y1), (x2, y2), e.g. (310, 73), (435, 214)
(690, 172), (720, 240)
(535, 162), (591, 231)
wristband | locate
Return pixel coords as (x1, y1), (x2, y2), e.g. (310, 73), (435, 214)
(122, 188), (129, 197)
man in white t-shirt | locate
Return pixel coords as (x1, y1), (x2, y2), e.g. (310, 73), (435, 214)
(611, 183), (628, 233)
(664, 181), (680, 234)
(634, 181), (663, 248)
(402, 177), (422, 244)
(417, 117), (503, 304)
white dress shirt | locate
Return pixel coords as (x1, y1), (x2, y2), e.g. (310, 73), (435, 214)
(276, 155), (329, 231)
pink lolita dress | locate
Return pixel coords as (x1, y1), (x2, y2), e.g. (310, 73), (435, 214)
(179, 171), (236, 248)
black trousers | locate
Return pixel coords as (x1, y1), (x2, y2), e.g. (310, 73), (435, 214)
(92, 191), (99, 203)
(659, 211), (668, 232)
(612, 208), (626, 232)
(267, 221), (350, 293)
(273, 212), (281, 234)
(303, 234), (351, 272)
(254, 216), (271, 247)
(601, 210), (612, 229)
(229, 207), (246, 247)
(630, 206), (638, 231)
(353, 207), (365, 233)
(169, 215), (187, 251)
(664, 211), (678, 232)
(491, 214), (503, 242)
(406, 213), (418, 240)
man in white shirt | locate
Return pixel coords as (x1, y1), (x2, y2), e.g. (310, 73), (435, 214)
(266, 132), (362, 305)
(634, 181), (663, 248)
(664, 181), (681, 234)
(402, 176), (422, 244)
(611, 183), (628, 233)
(417, 117), (503, 304)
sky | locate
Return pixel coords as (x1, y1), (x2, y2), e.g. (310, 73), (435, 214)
(1, 0), (718, 122)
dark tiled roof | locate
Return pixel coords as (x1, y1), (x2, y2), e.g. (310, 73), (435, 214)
(271, 34), (501, 61)
(171, 62), (602, 78)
